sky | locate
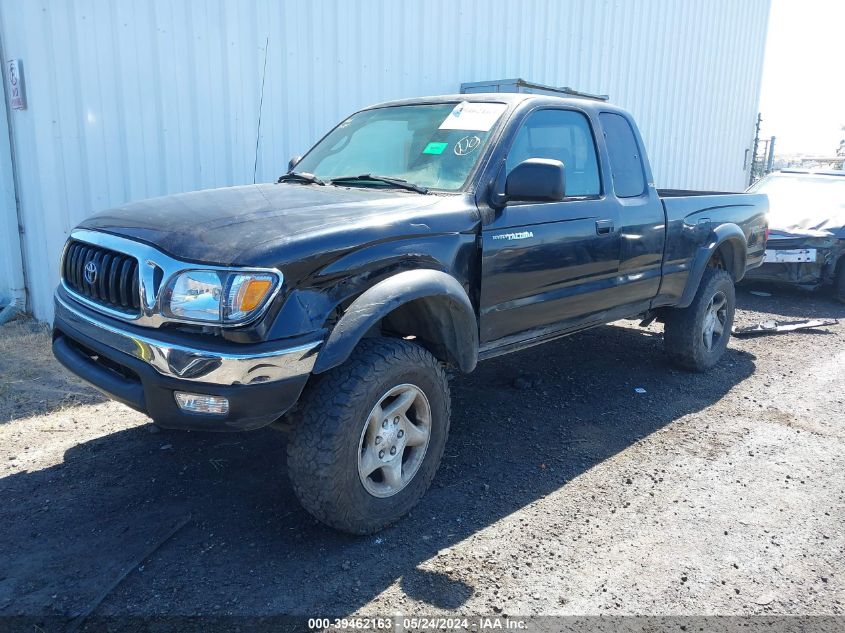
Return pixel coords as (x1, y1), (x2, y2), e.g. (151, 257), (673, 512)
(758, 0), (845, 156)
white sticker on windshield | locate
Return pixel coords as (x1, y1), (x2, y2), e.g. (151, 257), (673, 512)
(438, 101), (507, 131)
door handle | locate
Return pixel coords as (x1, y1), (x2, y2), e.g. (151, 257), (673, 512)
(595, 219), (614, 235)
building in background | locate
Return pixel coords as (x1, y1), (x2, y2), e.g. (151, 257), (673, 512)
(0, 0), (771, 321)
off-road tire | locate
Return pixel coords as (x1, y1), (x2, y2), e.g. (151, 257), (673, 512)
(664, 268), (736, 372)
(286, 338), (450, 534)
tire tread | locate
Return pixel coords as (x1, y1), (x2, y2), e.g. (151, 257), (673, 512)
(664, 267), (735, 372)
(286, 338), (449, 534)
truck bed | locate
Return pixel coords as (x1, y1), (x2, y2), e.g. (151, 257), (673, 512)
(653, 190), (769, 308)
(657, 189), (739, 197)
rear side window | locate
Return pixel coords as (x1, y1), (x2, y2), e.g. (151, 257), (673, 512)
(599, 112), (646, 198)
(506, 109), (600, 197)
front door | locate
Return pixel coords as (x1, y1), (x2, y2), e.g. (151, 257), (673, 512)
(479, 108), (621, 345)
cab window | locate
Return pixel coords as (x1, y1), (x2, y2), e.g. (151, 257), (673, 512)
(505, 109), (601, 197)
(599, 112), (646, 198)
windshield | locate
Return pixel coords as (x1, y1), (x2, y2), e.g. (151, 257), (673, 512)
(294, 102), (508, 191)
(751, 174), (845, 232)
(752, 174), (845, 203)
(752, 174), (845, 212)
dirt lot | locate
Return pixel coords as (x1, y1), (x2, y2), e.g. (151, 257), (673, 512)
(1, 285), (844, 627)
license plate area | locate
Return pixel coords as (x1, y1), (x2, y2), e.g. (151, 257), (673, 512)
(763, 248), (817, 263)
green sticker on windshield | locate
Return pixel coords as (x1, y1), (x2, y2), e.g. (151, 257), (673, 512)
(422, 142), (448, 155)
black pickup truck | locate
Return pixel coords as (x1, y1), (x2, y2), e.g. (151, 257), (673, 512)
(53, 94), (768, 533)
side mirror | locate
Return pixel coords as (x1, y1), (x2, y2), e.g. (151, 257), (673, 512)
(505, 158), (565, 203)
(288, 155), (303, 172)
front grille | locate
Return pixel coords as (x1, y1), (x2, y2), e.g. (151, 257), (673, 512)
(62, 240), (141, 314)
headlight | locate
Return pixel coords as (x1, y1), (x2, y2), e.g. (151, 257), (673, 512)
(162, 270), (281, 325)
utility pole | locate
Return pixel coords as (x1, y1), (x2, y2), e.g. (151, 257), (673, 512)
(766, 136), (776, 174)
(749, 113), (762, 187)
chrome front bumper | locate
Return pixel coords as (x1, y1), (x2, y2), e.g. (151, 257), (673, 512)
(54, 292), (321, 386)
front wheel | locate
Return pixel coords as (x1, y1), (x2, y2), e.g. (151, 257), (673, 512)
(663, 267), (736, 372)
(286, 338), (450, 534)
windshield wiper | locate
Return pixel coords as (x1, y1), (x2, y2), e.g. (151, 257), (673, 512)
(277, 171), (326, 185)
(329, 174), (429, 194)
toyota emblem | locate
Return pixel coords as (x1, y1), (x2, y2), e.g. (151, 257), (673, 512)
(84, 261), (98, 285)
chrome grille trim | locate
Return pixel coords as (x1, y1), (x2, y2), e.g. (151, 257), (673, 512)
(62, 241), (141, 315)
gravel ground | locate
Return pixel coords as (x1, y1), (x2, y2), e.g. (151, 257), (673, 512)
(0, 285), (844, 626)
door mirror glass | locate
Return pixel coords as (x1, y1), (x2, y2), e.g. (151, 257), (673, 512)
(288, 155), (303, 172)
(505, 158), (566, 203)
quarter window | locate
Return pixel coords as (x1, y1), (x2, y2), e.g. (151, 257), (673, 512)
(599, 112), (646, 198)
(506, 109), (601, 197)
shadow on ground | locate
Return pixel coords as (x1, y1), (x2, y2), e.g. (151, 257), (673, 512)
(1, 311), (765, 626)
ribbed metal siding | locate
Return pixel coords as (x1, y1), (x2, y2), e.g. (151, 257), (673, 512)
(0, 0), (770, 321)
(0, 58), (22, 307)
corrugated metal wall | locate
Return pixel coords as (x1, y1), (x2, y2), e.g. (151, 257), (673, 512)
(0, 0), (771, 321)
(0, 62), (24, 309)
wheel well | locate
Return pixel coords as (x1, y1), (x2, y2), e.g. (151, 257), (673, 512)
(709, 239), (743, 280)
(378, 296), (474, 371)
(312, 270), (479, 375)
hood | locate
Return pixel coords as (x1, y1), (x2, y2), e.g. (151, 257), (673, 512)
(79, 183), (478, 266)
(766, 214), (845, 241)
(764, 189), (845, 240)
(767, 229), (839, 250)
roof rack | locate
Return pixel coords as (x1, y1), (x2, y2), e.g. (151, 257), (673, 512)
(460, 78), (608, 101)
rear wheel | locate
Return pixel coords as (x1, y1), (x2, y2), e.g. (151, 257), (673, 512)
(286, 338), (450, 534)
(664, 268), (736, 372)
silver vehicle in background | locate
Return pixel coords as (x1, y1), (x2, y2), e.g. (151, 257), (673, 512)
(745, 169), (845, 301)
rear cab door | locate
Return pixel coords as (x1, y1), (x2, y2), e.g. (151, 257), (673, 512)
(597, 111), (666, 307)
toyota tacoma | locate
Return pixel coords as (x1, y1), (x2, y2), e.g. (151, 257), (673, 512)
(53, 93), (768, 533)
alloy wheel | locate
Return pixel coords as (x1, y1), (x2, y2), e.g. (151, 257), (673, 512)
(702, 290), (728, 351)
(357, 384), (432, 498)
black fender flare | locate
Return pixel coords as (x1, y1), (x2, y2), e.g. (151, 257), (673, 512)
(676, 224), (747, 308)
(313, 269), (479, 374)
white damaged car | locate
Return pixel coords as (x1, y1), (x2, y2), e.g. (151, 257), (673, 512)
(744, 169), (845, 301)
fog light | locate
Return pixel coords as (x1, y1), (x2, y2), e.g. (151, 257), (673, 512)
(174, 392), (229, 415)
